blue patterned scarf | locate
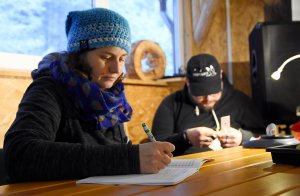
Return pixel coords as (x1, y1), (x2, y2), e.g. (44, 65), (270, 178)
(48, 56), (132, 130)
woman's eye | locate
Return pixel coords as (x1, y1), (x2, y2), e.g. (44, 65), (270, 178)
(100, 56), (110, 60)
(120, 56), (127, 62)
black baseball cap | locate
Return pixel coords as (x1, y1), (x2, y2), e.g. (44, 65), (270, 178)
(186, 53), (222, 96)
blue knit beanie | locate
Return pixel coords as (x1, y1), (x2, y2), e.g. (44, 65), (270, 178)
(65, 8), (131, 53)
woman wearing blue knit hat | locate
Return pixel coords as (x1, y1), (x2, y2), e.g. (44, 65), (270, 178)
(3, 8), (174, 183)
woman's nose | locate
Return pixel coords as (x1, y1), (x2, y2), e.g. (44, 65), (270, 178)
(109, 60), (121, 73)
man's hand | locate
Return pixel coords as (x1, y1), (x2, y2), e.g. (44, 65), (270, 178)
(186, 127), (217, 148)
(217, 127), (242, 148)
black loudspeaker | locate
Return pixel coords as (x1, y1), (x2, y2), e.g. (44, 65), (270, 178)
(249, 22), (300, 126)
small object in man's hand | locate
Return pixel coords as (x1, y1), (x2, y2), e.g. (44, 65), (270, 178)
(210, 133), (217, 140)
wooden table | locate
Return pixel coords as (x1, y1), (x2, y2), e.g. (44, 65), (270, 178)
(1, 146), (300, 195)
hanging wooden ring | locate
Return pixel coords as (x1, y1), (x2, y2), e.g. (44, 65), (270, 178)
(125, 40), (166, 80)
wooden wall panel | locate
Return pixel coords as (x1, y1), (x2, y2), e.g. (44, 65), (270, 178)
(125, 78), (185, 144)
(231, 62), (251, 96)
(125, 83), (170, 144)
(193, 1), (228, 73)
(229, 0), (265, 96)
(0, 71), (32, 148)
(230, 0), (265, 63)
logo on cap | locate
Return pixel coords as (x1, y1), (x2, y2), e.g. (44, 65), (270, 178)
(192, 65), (217, 77)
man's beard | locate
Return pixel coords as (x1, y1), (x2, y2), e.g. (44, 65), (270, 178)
(201, 100), (220, 111)
(202, 105), (213, 111)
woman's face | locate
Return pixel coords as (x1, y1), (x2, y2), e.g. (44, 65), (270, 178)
(86, 46), (128, 89)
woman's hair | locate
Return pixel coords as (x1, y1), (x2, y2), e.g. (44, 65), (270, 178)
(65, 51), (93, 80)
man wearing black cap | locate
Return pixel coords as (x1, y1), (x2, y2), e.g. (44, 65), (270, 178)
(152, 53), (265, 155)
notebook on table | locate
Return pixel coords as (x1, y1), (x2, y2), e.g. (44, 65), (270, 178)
(76, 158), (208, 186)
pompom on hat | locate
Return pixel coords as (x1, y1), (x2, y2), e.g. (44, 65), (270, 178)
(65, 8), (131, 53)
(186, 53), (222, 96)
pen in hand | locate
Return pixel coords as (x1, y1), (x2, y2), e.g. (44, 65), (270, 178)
(142, 122), (174, 159)
(142, 122), (157, 142)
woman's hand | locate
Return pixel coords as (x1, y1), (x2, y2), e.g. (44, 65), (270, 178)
(139, 141), (175, 174)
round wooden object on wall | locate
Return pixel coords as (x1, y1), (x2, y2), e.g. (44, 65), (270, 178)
(125, 40), (166, 80)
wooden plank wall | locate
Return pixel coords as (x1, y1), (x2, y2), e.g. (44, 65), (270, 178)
(0, 71), (32, 148)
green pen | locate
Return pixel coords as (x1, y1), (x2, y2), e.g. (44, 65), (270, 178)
(142, 122), (157, 142)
